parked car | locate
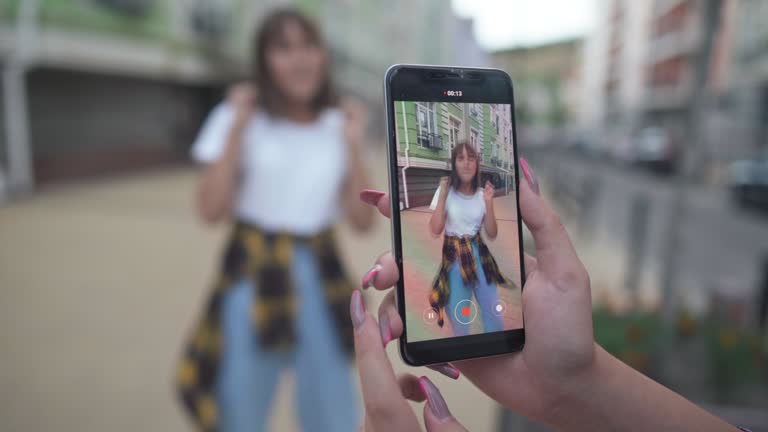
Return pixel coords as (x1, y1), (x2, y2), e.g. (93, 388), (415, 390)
(728, 159), (768, 211)
(631, 127), (677, 174)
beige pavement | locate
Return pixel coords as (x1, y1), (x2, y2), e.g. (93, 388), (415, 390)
(0, 149), (503, 431)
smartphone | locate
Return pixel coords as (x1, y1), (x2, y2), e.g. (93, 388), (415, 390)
(384, 64), (525, 366)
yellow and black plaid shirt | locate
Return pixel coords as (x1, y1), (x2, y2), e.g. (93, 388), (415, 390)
(430, 233), (510, 327)
(175, 222), (354, 431)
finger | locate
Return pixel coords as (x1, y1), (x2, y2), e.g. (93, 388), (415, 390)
(420, 377), (467, 432)
(426, 364), (461, 380)
(361, 252), (399, 290)
(377, 290), (403, 345)
(377, 291), (461, 380)
(360, 189), (391, 218)
(351, 290), (416, 429)
(518, 161), (582, 278)
(524, 253), (538, 279)
(398, 373), (426, 402)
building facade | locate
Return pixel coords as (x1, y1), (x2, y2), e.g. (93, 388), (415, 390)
(577, 0), (654, 155)
(394, 101), (514, 209)
(0, 0), (482, 197)
(492, 39), (583, 146)
(720, 0), (768, 162)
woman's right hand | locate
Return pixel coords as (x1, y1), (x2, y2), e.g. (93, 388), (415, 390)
(227, 82), (257, 125)
(438, 176), (450, 197)
(360, 158), (598, 427)
(360, 159), (738, 431)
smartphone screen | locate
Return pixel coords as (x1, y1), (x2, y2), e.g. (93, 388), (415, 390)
(386, 66), (525, 365)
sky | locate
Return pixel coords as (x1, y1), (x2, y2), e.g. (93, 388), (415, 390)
(451, 0), (597, 51)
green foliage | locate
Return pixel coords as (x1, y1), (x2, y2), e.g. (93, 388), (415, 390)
(593, 307), (767, 404)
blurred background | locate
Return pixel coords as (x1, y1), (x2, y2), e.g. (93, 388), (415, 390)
(0, 0), (766, 431)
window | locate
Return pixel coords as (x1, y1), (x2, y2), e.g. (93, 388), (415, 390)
(469, 103), (482, 121)
(470, 128), (480, 158)
(417, 103), (436, 136)
(416, 102), (439, 148)
(448, 116), (462, 148)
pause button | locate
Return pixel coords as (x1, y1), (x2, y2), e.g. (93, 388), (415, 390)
(423, 307), (439, 324)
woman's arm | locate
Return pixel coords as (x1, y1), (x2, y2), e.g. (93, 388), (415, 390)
(482, 181), (498, 239)
(340, 98), (374, 232)
(548, 345), (737, 432)
(429, 177), (450, 236)
(196, 84), (254, 224)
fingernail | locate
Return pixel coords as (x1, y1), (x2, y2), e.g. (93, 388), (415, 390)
(350, 289), (366, 329)
(519, 157), (540, 195)
(361, 264), (382, 289)
(419, 376), (452, 421)
(360, 189), (385, 206)
(379, 313), (392, 346)
(427, 363), (460, 380)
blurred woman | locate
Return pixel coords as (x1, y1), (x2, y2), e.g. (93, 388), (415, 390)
(428, 142), (513, 335)
(175, 8), (373, 432)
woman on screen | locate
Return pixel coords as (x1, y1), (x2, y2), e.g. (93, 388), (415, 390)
(428, 142), (513, 335)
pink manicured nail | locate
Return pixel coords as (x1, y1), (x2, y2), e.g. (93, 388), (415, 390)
(350, 289), (366, 329)
(419, 376), (452, 421)
(427, 363), (460, 380)
(379, 313), (392, 347)
(519, 157), (540, 195)
(361, 264), (382, 289)
(360, 189), (385, 206)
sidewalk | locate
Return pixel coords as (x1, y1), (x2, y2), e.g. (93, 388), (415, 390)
(0, 150), (502, 431)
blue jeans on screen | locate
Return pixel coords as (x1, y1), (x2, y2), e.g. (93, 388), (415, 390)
(446, 241), (504, 336)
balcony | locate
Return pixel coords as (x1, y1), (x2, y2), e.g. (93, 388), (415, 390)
(417, 132), (443, 149)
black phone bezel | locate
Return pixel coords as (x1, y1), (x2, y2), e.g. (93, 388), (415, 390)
(383, 64), (526, 366)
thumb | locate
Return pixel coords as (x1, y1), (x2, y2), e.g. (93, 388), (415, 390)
(419, 377), (467, 432)
(518, 158), (581, 276)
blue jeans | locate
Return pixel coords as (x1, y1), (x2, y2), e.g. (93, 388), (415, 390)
(216, 244), (358, 432)
(446, 241), (504, 336)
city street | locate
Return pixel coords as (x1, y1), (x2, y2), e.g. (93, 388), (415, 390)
(526, 149), (768, 314)
(3, 0), (767, 430)
(2, 148), (766, 431)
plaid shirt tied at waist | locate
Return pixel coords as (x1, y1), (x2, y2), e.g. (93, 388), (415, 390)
(430, 233), (510, 327)
(175, 221), (354, 431)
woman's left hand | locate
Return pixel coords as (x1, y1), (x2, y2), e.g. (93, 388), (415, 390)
(342, 97), (369, 150)
(350, 289), (468, 432)
(483, 181), (495, 202)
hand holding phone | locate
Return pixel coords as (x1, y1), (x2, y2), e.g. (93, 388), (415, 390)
(384, 65), (526, 365)
(358, 176), (599, 427)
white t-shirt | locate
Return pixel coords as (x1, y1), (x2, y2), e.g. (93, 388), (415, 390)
(429, 185), (486, 237)
(191, 103), (348, 235)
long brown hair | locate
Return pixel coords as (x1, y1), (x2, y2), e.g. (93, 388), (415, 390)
(449, 142), (480, 191)
(252, 8), (338, 115)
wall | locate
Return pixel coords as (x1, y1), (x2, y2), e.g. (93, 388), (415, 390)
(27, 69), (219, 182)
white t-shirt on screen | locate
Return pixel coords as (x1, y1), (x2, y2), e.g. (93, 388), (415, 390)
(191, 103), (348, 235)
(429, 185), (486, 237)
